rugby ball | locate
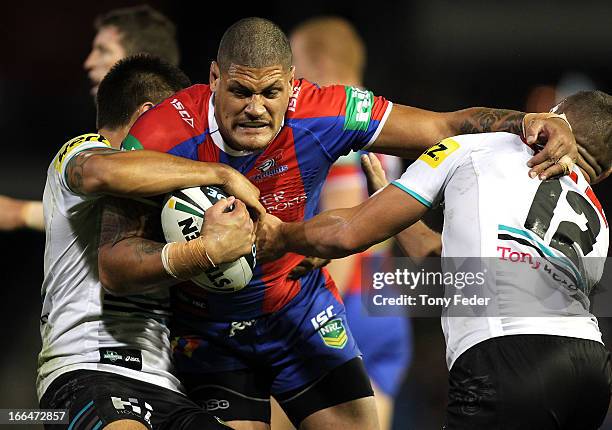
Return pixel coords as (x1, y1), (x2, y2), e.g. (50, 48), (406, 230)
(161, 186), (256, 293)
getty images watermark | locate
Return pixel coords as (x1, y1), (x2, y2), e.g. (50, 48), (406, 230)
(360, 256), (612, 318)
(371, 267), (488, 307)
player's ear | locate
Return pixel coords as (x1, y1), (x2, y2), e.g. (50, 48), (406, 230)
(140, 102), (155, 115)
(126, 102), (155, 129)
(210, 61), (220, 91)
(288, 66), (295, 84)
(139, 102), (155, 115)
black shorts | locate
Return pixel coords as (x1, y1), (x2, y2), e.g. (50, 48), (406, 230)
(445, 335), (612, 430)
(181, 357), (374, 426)
(40, 370), (230, 429)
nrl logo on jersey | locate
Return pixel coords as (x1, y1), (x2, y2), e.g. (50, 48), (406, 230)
(250, 150), (288, 182)
(318, 318), (348, 349)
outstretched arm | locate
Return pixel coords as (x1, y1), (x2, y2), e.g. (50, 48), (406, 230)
(371, 105), (575, 179)
(258, 185), (428, 262)
(0, 196), (44, 231)
(66, 148), (265, 216)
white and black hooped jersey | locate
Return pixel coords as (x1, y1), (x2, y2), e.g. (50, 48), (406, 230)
(393, 132), (609, 369)
(38, 133), (182, 399)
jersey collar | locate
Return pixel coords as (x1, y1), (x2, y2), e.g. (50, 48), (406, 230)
(208, 94), (284, 157)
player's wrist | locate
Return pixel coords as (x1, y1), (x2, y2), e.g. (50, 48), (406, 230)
(199, 232), (225, 266)
(277, 222), (293, 254)
(214, 163), (236, 187)
(161, 239), (216, 280)
(522, 112), (572, 139)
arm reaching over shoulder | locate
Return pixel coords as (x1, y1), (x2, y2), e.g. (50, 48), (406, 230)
(370, 105), (576, 179)
(98, 196), (255, 296)
(65, 148), (265, 216)
(257, 185), (428, 263)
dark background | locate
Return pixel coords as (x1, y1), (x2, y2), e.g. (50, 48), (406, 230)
(1, 1), (611, 428)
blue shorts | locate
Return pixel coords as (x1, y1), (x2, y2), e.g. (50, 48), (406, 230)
(344, 291), (412, 397)
(172, 269), (361, 396)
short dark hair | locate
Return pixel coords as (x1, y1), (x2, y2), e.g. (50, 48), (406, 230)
(555, 90), (612, 179)
(94, 5), (180, 66)
(217, 17), (292, 72)
(96, 54), (191, 130)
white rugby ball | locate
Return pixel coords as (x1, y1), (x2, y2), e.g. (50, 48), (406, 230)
(161, 186), (256, 293)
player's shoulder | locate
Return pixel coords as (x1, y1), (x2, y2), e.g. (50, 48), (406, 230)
(288, 79), (351, 119)
(154, 83), (211, 125)
(170, 84), (212, 110)
(53, 133), (111, 171)
(451, 131), (521, 149)
(437, 132), (522, 158)
(124, 84), (212, 152)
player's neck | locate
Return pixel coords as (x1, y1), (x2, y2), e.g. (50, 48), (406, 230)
(97, 126), (129, 150)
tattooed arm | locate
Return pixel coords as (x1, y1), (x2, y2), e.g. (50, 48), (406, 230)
(98, 195), (256, 296)
(65, 148), (265, 215)
(97, 197), (176, 296)
(369, 104), (576, 178)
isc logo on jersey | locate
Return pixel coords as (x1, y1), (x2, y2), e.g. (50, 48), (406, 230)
(171, 98), (195, 128)
(418, 138), (460, 168)
(161, 186), (256, 293)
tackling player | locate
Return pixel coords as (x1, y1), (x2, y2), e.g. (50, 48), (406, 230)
(99, 17), (578, 430)
(38, 55), (259, 430)
(260, 90), (611, 429)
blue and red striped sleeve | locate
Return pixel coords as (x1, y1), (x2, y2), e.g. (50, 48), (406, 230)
(288, 81), (392, 162)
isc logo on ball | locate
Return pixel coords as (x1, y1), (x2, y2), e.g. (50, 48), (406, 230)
(161, 186), (256, 293)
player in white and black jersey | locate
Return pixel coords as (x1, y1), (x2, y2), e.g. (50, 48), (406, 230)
(39, 55), (262, 430)
(259, 90), (612, 429)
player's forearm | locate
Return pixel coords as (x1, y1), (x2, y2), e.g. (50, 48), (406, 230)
(69, 149), (231, 197)
(281, 210), (370, 259)
(394, 221), (442, 265)
(0, 197), (44, 231)
(449, 107), (525, 137)
(98, 238), (178, 296)
(373, 105), (525, 158)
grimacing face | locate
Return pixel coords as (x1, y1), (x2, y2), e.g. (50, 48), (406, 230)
(84, 26), (127, 96)
(210, 62), (295, 152)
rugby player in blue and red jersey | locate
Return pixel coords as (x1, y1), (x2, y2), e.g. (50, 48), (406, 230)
(98, 17), (578, 430)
